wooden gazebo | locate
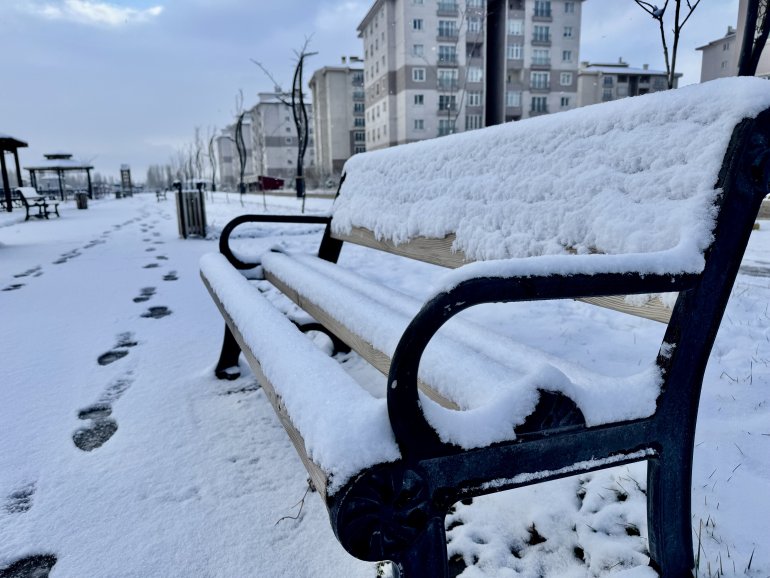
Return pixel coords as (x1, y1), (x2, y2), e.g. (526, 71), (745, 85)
(25, 153), (94, 201)
(1, 134), (28, 212)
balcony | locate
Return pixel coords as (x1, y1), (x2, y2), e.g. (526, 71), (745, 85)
(437, 54), (459, 66)
(352, 91), (365, 101)
(437, 79), (460, 91)
(438, 127), (456, 137)
(530, 58), (551, 70)
(437, 103), (457, 113)
(530, 107), (549, 116)
(437, 1), (459, 16)
(437, 31), (459, 42)
(532, 11), (552, 21)
(530, 82), (551, 92)
(531, 35), (552, 46)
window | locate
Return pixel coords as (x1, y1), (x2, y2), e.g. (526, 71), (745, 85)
(438, 45), (457, 64)
(354, 102), (365, 113)
(560, 96), (570, 107)
(467, 91), (482, 106)
(413, 0), (423, 4)
(563, 25), (573, 38)
(617, 75), (628, 83)
(531, 71), (549, 89)
(352, 71), (364, 85)
(640, 75), (650, 83)
(414, 119), (425, 130)
(354, 146), (366, 154)
(438, 119), (454, 136)
(534, 0), (551, 17)
(562, 50), (572, 62)
(723, 42), (730, 51)
(507, 19), (524, 35)
(603, 88), (613, 101)
(355, 131), (365, 142)
(467, 66), (483, 83)
(653, 77), (667, 90)
(412, 44), (424, 57)
(507, 43), (523, 60)
(531, 96), (548, 113)
(466, 114), (483, 130)
(506, 90), (521, 107)
(560, 72), (572, 86)
(533, 25), (550, 42)
(414, 94), (424, 105)
(721, 60), (728, 70)
(413, 18), (423, 30)
(532, 49), (550, 65)
(467, 0), (483, 7)
(564, 1), (575, 13)
(438, 20), (457, 37)
(412, 67), (426, 81)
(439, 94), (457, 111)
(439, 68), (459, 88)
(603, 76), (614, 86)
(468, 17), (482, 33)
(467, 42), (483, 59)
(354, 117), (365, 127)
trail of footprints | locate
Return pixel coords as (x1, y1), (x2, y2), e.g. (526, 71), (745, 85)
(1, 217), (178, 576)
(1, 483), (58, 577)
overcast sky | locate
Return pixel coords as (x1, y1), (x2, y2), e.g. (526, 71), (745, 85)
(0, 0), (741, 181)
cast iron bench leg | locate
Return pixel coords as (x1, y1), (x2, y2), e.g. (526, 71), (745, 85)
(393, 518), (449, 578)
(647, 449), (695, 577)
(215, 325), (242, 380)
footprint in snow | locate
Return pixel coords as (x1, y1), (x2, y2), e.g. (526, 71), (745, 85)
(0, 554), (57, 578)
(73, 403), (118, 452)
(133, 287), (156, 303)
(97, 332), (138, 365)
(143, 263), (159, 269)
(163, 271), (178, 281)
(4, 483), (35, 514)
(2, 284), (24, 292)
(141, 306), (171, 319)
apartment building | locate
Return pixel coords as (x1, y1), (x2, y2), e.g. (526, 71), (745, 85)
(698, 0), (769, 81)
(248, 92), (316, 187)
(357, 0), (583, 150)
(577, 59), (678, 107)
(215, 119), (253, 191)
(309, 64), (367, 179)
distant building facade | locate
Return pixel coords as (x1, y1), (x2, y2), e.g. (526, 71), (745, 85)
(215, 118), (255, 191)
(577, 59), (678, 107)
(357, 0), (584, 150)
(698, 0), (770, 81)
(309, 64), (367, 180)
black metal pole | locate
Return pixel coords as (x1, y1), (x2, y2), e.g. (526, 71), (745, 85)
(738, 0), (769, 76)
(1, 152), (12, 212)
(87, 169), (93, 199)
(485, 0), (506, 127)
(13, 149), (23, 187)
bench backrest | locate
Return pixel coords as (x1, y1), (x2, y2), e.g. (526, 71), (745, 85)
(334, 78), (770, 278)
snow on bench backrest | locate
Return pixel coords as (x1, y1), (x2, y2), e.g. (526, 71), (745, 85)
(334, 77), (770, 275)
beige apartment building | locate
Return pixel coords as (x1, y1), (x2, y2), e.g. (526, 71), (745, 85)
(357, 0), (583, 150)
(309, 64), (367, 179)
(698, 0), (769, 81)
(248, 92), (316, 187)
(577, 60), (678, 107)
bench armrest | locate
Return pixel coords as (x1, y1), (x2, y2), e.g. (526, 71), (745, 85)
(219, 214), (333, 269)
(387, 261), (699, 461)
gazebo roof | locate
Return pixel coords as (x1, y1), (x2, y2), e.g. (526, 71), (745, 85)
(0, 133), (29, 151)
(25, 155), (93, 171)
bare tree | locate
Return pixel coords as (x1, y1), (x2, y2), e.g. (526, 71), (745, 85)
(738, 0), (770, 76)
(253, 37), (316, 213)
(634, 0), (702, 88)
(207, 127), (218, 194)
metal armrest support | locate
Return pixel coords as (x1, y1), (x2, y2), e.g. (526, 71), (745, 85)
(386, 269), (699, 461)
(219, 214), (334, 269)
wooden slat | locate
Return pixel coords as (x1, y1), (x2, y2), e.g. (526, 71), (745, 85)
(332, 226), (672, 324)
(201, 273), (331, 501)
(265, 270), (461, 411)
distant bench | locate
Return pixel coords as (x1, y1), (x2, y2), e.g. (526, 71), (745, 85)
(13, 187), (60, 221)
(200, 77), (770, 577)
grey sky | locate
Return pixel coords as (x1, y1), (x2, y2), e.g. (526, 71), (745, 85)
(0, 0), (741, 181)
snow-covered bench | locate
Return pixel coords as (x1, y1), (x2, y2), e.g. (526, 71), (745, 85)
(200, 77), (770, 577)
(13, 187), (60, 221)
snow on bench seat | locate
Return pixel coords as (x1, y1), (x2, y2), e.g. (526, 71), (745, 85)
(260, 250), (661, 449)
(334, 77), (770, 277)
(200, 253), (400, 496)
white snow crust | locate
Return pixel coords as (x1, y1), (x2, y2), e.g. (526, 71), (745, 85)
(260, 251), (662, 450)
(334, 78), (770, 273)
(200, 252), (400, 493)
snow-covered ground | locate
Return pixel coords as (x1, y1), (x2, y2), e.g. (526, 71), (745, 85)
(1, 192), (768, 577)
